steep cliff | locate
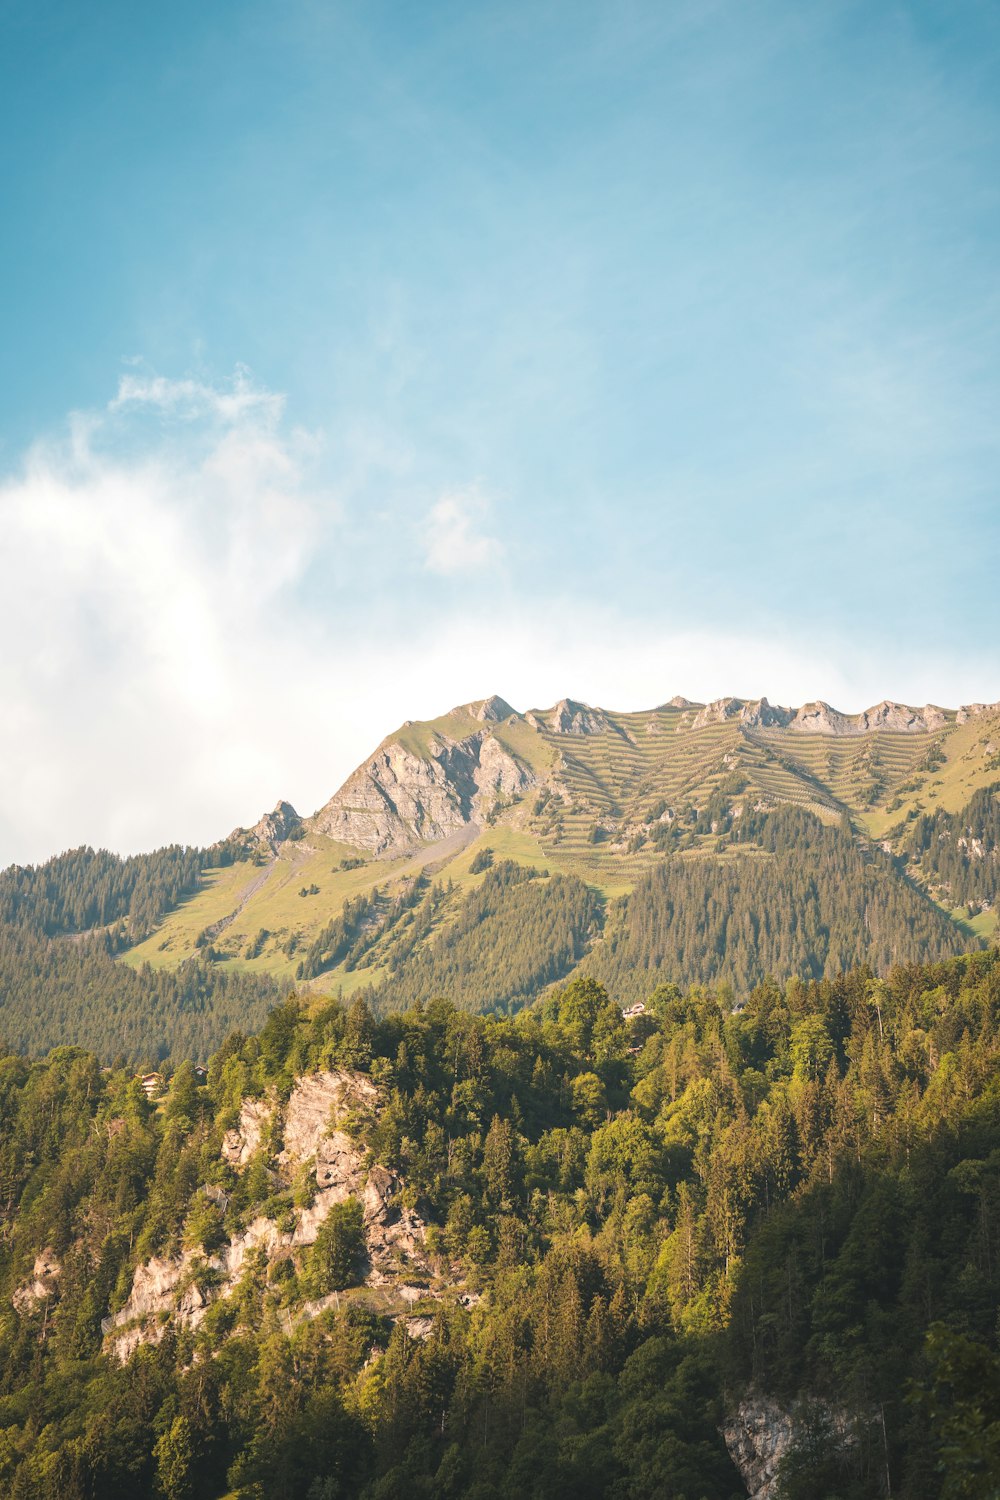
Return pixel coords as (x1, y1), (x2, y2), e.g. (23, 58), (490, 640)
(309, 722), (536, 855)
(104, 1069), (434, 1362)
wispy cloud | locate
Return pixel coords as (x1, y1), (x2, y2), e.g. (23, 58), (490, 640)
(0, 370), (996, 867)
(422, 487), (504, 575)
(110, 367), (286, 425)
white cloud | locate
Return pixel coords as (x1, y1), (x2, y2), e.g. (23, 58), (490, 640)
(0, 370), (333, 863)
(0, 369), (996, 868)
(422, 487), (504, 574)
(110, 365), (286, 426)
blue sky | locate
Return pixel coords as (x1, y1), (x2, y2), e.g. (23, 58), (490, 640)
(1, 0), (999, 860)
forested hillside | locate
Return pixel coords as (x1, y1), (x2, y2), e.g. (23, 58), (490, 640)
(583, 805), (974, 999)
(1, 696), (996, 1067)
(0, 846), (284, 1063)
(906, 784), (1000, 916)
(115, 695), (1000, 1020)
(0, 951), (998, 1496)
(299, 807), (978, 1016)
(321, 861), (602, 1013)
(0, 844), (209, 943)
(0, 798), (989, 1062)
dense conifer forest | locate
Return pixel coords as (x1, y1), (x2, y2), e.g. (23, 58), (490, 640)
(0, 796), (993, 1065)
(323, 810), (978, 1017)
(0, 950), (997, 1496)
(0, 844), (210, 942)
(906, 786), (1000, 915)
(0, 925), (284, 1062)
(0, 846), (284, 1062)
(584, 806), (975, 999)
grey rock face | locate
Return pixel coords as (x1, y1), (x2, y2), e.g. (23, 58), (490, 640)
(221, 1095), (274, 1169)
(463, 695), (518, 722)
(858, 700), (942, 733)
(723, 1392), (857, 1499)
(229, 799), (300, 853)
(311, 728), (535, 856)
(789, 700), (861, 735)
(12, 1250), (61, 1314)
(958, 701), (1000, 723)
(741, 697), (794, 728)
(691, 697), (745, 730)
(105, 1069), (432, 1361)
(788, 700), (946, 735)
(526, 699), (610, 735)
(691, 697), (793, 731)
(723, 1394), (795, 1498)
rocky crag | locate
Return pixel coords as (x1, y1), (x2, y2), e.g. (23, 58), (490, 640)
(309, 698), (535, 857)
(103, 1069), (440, 1362)
(723, 1392), (858, 1499)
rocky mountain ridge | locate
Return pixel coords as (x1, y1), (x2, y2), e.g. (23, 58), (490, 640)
(231, 692), (1000, 862)
(116, 689), (1000, 1002)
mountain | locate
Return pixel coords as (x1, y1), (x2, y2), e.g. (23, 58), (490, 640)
(1, 952), (998, 1497)
(0, 691), (996, 1062)
(283, 692), (1000, 862)
(119, 692), (1000, 1010)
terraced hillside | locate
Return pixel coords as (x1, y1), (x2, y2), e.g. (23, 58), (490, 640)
(118, 693), (1000, 1006)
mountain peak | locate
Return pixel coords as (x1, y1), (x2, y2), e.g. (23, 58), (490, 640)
(460, 695), (519, 723)
(525, 699), (610, 735)
(229, 799), (300, 853)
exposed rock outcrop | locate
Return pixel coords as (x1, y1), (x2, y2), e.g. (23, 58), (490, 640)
(789, 700), (949, 735)
(461, 695), (518, 723)
(691, 697), (744, 730)
(723, 1394), (795, 1499)
(105, 1070), (431, 1361)
(958, 701), (1000, 723)
(789, 700), (862, 735)
(526, 699), (610, 735)
(12, 1250), (61, 1314)
(691, 697), (793, 731)
(221, 1095), (275, 1168)
(858, 700), (946, 733)
(278, 1069), (378, 1182)
(723, 1392), (858, 1499)
(310, 729), (535, 857)
(741, 697), (794, 729)
(229, 799), (300, 853)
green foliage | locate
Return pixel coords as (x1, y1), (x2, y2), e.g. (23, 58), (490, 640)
(585, 805), (974, 998)
(907, 785), (1000, 913)
(363, 862), (602, 1014)
(0, 950), (997, 1495)
(0, 843), (210, 942)
(0, 925), (284, 1062)
(909, 1325), (1000, 1498)
(305, 1198), (365, 1296)
(296, 875), (429, 981)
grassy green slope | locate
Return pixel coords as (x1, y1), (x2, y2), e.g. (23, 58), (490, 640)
(119, 701), (1000, 996)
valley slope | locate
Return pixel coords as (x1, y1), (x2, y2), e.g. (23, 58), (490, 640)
(121, 692), (1000, 1009)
